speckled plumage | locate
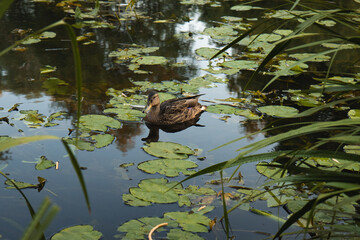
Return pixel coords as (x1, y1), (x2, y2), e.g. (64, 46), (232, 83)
(144, 90), (206, 125)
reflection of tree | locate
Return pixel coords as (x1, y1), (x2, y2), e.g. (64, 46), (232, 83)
(110, 123), (143, 153)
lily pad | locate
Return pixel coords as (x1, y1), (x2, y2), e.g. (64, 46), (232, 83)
(206, 105), (259, 119)
(51, 225), (102, 240)
(35, 155), (56, 170)
(289, 53), (331, 62)
(256, 162), (287, 180)
(230, 5), (258, 11)
(91, 134), (114, 148)
(164, 211), (210, 232)
(142, 142), (195, 159)
(348, 109), (360, 119)
(220, 60), (258, 70)
(122, 193), (152, 207)
(116, 217), (176, 239)
(64, 138), (95, 151)
(167, 229), (204, 240)
(129, 178), (181, 204)
(258, 105), (299, 118)
(20, 110), (46, 124)
(5, 179), (37, 189)
(40, 65), (56, 74)
(138, 159), (197, 177)
(48, 111), (67, 122)
(132, 56), (167, 65)
(195, 47), (227, 59)
(104, 106), (145, 121)
(42, 77), (69, 95)
(79, 114), (121, 131)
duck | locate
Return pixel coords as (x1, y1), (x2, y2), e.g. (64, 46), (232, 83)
(143, 90), (206, 125)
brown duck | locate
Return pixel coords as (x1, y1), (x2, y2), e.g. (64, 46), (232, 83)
(143, 90), (206, 125)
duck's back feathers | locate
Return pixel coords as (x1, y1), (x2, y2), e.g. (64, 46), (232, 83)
(144, 92), (206, 125)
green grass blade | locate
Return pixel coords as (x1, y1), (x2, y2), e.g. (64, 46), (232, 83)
(0, 0), (15, 18)
(220, 171), (230, 239)
(21, 198), (59, 240)
(0, 171), (36, 217)
(64, 24), (83, 124)
(0, 135), (59, 152)
(62, 140), (91, 213)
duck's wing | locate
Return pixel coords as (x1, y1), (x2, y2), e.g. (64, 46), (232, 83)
(159, 98), (202, 123)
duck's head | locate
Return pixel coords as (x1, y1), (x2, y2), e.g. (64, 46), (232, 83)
(144, 90), (160, 113)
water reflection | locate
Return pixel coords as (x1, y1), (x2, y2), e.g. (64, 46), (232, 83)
(142, 117), (204, 142)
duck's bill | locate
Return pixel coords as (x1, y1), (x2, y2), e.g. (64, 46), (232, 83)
(143, 104), (152, 113)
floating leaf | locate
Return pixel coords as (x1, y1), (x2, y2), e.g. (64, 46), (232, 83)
(116, 217), (176, 239)
(42, 77), (69, 95)
(51, 225), (102, 240)
(122, 193), (152, 207)
(5, 179), (37, 189)
(35, 155), (56, 170)
(142, 142), (195, 159)
(289, 53), (331, 62)
(40, 65), (56, 74)
(164, 211), (210, 232)
(79, 114), (121, 131)
(258, 105), (299, 118)
(132, 56), (167, 65)
(195, 47), (227, 59)
(104, 106), (145, 121)
(256, 162), (287, 180)
(230, 5), (258, 11)
(64, 138), (95, 151)
(348, 109), (360, 119)
(138, 159), (197, 177)
(48, 111), (67, 122)
(221, 60), (258, 70)
(91, 134), (114, 148)
(20, 110), (46, 124)
(129, 178), (181, 204)
(167, 229), (204, 240)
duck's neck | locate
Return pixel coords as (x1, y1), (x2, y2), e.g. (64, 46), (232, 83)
(146, 105), (161, 122)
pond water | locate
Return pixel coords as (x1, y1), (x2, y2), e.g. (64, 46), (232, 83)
(1, 0), (359, 239)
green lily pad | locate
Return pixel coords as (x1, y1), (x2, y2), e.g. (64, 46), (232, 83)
(230, 5), (258, 11)
(40, 65), (56, 74)
(220, 60), (258, 70)
(20, 110), (46, 124)
(258, 105), (299, 118)
(164, 211), (210, 232)
(195, 47), (227, 59)
(256, 162), (287, 180)
(203, 68), (240, 75)
(289, 53), (331, 62)
(51, 225), (102, 240)
(348, 109), (360, 119)
(48, 111), (67, 122)
(132, 56), (167, 65)
(321, 43), (360, 50)
(22, 31), (56, 45)
(104, 106), (145, 121)
(116, 217), (176, 239)
(138, 159), (197, 177)
(167, 229), (204, 240)
(64, 138), (95, 151)
(42, 77), (69, 95)
(122, 193), (152, 207)
(79, 114), (121, 131)
(129, 178), (181, 204)
(175, 185), (217, 196)
(206, 105), (259, 120)
(5, 179), (37, 189)
(91, 134), (114, 148)
(35, 155), (56, 170)
(142, 142), (195, 159)
(203, 25), (237, 40)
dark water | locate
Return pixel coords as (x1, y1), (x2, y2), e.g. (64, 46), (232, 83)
(3, 0), (357, 239)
